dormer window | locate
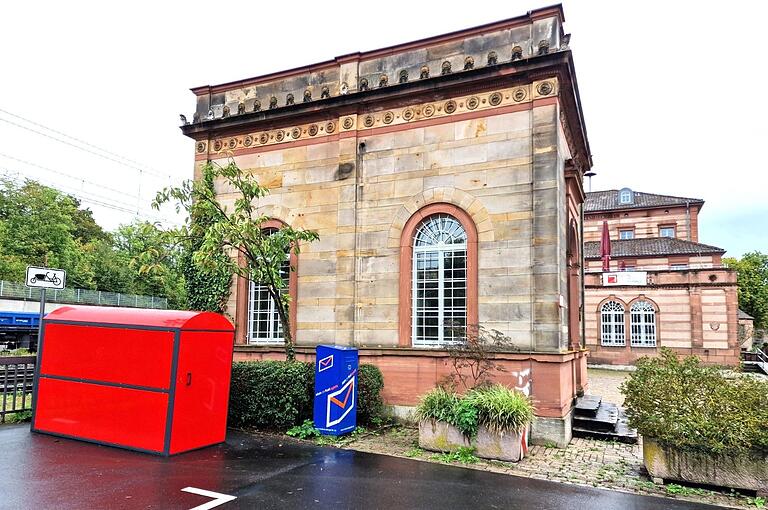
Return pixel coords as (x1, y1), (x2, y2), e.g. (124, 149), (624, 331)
(619, 188), (634, 205)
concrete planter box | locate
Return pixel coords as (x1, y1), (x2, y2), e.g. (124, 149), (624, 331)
(418, 421), (529, 462)
(644, 437), (768, 495)
(418, 420), (471, 452)
(475, 425), (529, 462)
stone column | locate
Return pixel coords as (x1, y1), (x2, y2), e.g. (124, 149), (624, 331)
(690, 286), (703, 350)
(531, 100), (564, 353)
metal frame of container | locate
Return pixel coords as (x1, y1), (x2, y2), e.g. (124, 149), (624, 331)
(31, 306), (234, 456)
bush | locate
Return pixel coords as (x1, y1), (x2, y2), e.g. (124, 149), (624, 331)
(415, 385), (533, 438)
(467, 384), (534, 435)
(228, 360), (386, 431)
(357, 364), (385, 425)
(621, 349), (768, 455)
(229, 361), (314, 430)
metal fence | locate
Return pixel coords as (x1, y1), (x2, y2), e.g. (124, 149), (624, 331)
(0, 355), (35, 423)
(0, 280), (167, 309)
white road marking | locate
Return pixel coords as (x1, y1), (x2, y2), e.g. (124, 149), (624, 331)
(181, 487), (237, 510)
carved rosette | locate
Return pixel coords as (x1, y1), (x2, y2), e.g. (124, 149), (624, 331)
(203, 80), (556, 155)
(533, 79), (557, 98)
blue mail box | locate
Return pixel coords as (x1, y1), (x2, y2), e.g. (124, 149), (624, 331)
(313, 345), (358, 435)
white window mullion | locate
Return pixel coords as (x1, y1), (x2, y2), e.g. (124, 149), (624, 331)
(412, 250), (419, 344)
(437, 251), (445, 345)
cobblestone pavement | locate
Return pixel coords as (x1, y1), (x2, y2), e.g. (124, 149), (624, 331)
(586, 367), (632, 405)
(343, 427), (759, 509)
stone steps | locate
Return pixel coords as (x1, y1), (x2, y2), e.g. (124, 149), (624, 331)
(572, 395), (638, 444)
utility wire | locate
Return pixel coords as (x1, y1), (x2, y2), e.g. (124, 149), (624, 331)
(1, 167), (145, 215)
(0, 151), (139, 200)
(0, 110), (175, 181)
(1, 166), (153, 215)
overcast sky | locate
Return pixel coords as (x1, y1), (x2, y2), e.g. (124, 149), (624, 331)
(1, 1), (765, 257)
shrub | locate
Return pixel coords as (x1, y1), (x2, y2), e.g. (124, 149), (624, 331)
(229, 361), (314, 430)
(229, 360), (386, 431)
(467, 384), (534, 435)
(621, 349), (768, 455)
(357, 364), (385, 425)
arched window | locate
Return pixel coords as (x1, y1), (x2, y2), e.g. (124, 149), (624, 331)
(247, 227), (291, 344)
(412, 214), (467, 347)
(619, 187), (634, 205)
(600, 300), (625, 346)
(630, 300), (657, 347)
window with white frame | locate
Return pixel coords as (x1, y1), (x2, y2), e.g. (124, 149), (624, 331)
(619, 188), (634, 204)
(600, 300), (626, 346)
(659, 226), (676, 238)
(248, 228), (290, 344)
(412, 214), (467, 347)
(619, 229), (634, 240)
(630, 300), (657, 347)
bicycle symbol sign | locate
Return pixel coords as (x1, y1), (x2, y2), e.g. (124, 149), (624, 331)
(25, 266), (66, 290)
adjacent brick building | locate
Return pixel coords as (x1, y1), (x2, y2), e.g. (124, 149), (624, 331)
(182, 5), (592, 445)
(583, 189), (740, 366)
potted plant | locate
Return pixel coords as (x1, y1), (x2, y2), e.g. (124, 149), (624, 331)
(415, 385), (534, 462)
(468, 384), (534, 462)
(415, 387), (473, 452)
(622, 349), (768, 494)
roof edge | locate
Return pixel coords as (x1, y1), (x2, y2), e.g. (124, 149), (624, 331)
(190, 4), (565, 96)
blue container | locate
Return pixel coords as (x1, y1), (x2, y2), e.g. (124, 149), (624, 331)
(313, 345), (358, 435)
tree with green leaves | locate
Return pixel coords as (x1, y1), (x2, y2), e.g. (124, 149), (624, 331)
(724, 251), (768, 330)
(153, 161), (319, 361)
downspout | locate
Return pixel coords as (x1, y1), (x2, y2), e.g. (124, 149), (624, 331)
(353, 140), (366, 346)
(685, 200), (691, 242)
(580, 203), (586, 349)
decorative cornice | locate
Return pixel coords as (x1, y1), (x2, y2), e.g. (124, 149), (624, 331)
(197, 78), (558, 156)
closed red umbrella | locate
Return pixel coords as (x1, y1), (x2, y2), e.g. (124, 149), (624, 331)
(601, 220), (611, 272)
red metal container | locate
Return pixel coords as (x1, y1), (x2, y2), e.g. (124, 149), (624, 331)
(31, 305), (234, 455)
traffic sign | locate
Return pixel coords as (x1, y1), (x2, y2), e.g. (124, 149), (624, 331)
(25, 266), (66, 290)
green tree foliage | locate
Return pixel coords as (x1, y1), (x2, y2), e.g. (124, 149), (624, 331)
(179, 168), (231, 313)
(154, 161), (319, 361)
(724, 251), (768, 329)
(113, 221), (187, 308)
(0, 177), (101, 287)
(0, 177), (186, 306)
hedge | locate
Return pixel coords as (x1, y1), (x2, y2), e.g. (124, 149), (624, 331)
(228, 360), (386, 430)
(621, 349), (768, 455)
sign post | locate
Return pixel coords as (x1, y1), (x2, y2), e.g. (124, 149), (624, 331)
(25, 266), (66, 344)
(25, 266), (66, 413)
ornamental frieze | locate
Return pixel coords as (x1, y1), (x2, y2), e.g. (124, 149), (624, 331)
(199, 78), (558, 155)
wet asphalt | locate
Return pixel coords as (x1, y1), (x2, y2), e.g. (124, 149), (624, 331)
(0, 424), (722, 510)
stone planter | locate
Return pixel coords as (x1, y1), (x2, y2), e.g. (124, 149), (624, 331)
(418, 420), (471, 452)
(475, 425), (529, 462)
(643, 437), (768, 495)
(418, 421), (530, 462)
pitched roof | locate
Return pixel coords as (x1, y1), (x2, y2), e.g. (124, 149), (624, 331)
(584, 237), (725, 259)
(738, 309), (754, 320)
(585, 190), (704, 212)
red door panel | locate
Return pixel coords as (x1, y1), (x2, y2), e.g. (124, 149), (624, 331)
(41, 324), (174, 389)
(34, 377), (168, 453)
(169, 331), (233, 454)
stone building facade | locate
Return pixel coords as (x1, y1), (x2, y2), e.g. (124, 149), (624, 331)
(182, 5), (592, 446)
(583, 189), (740, 366)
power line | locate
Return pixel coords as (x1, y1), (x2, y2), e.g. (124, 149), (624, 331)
(1, 167), (143, 215)
(0, 167), (178, 226)
(0, 151), (139, 200)
(0, 110), (175, 181)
